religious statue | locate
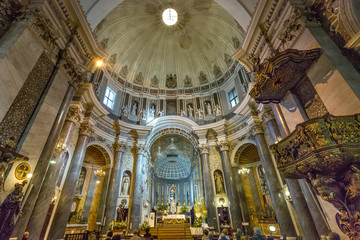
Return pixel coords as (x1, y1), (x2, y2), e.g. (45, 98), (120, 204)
(117, 204), (127, 221)
(149, 106), (155, 119)
(196, 109), (204, 120)
(121, 174), (130, 195)
(140, 109), (147, 120)
(187, 105), (193, 117)
(120, 105), (128, 117)
(131, 103), (137, 116)
(214, 104), (222, 116)
(157, 110), (164, 117)
(0, 180), (28, 239)
(180, 110), (187, 117)
(206, 103), (212, 116)
(75, 169), (85, 196)
(214, 171), (225, 194)
(0, 137), (29, 192)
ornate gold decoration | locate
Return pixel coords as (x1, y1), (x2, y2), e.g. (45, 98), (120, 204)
(249, 48), (321, 104)
(198, 144), (209, 155)
(114, 142), (127, 153)
(15, 163), (31, 180)
(166, 74), (177, 89)
(271, 113), (360, 239)
(66, 106), (83, 123)
(79, 123), (94, 137)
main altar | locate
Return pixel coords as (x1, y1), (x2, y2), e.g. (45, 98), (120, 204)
(162, 214), (187, 224)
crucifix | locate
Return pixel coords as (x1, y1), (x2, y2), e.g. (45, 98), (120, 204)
(0, 137), (29, 192)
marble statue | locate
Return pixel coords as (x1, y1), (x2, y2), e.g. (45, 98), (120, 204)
(180, 110), (187, 117)
(214, 104), (222, 116)
(140, 109), (147, 120)
(149, 106), (155, 119)
(187, 105), (193, 117)
(206, 103), (212, 115)
(131, 103), (137, 116)
(157, 110), (164, 117)
(196, 109), (204, 120)
(120, 105), (128, 117)
(0, 180), (28, 239)
(121, 174), (130, 195)
(214, 171), (225, 194)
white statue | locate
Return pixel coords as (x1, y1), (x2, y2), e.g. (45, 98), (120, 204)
(180, 110), (187, 117)
(149, 106), (155, 118)
(214, 171), (225, 194)
(131, 103), (137, 116)
(121, 174), (130, 195)
(140, 109), (147, 120)
(187, 105), (193, 117)
(215, 104), (222, 116)
(157, 110), (164, 117)
(196, 109), (204, 120)
(206, 103), (212, 115)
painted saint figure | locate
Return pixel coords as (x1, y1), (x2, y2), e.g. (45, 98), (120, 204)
(121, 174), (130, 195)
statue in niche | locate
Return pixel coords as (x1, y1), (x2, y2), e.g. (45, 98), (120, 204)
(131, 103), (137, 116)
(0, 180), (28, 239)
(140, 109), (147, 120)
(196, 109), (204, 120)
(149, 106), (155, 119)
(187, 105), (193, 117)
(205, 103), (212, 116)
(180, 110), (187, 117)
(75, 168), (86, 196)
(214, 171), (225, 194)
(214, 104), (222, 116)
(157, 110), (164, 117)
(121, 173), (130, 195)
(120, 105), (128, 117)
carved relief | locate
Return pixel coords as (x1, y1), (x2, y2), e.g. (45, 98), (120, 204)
(213, 64), (222, 78)
(134, 72), (144, 84)
(99, 38), (109, 50)
(108, 53), (117, 66)
(199, 71), (208, 84)
(232, 37), (241, 49)
(278, 8), (303, 49)
(151, 75), (159, 87)
(120, 65), (128, 78)
(166, 74), (177, 88)
(184, 75), (192, 87)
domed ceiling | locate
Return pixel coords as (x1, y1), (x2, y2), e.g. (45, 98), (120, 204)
(94, 0), (245, 89)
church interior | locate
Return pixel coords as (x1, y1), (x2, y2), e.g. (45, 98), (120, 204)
(0, 0), (360, 239)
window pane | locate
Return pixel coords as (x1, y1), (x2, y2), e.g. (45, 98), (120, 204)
(103, 87), (116, 109)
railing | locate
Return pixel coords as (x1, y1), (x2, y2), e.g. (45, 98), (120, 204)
(64, 233), (87, 240)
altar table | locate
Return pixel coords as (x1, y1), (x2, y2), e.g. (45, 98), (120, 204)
(162, 214), (186, 224)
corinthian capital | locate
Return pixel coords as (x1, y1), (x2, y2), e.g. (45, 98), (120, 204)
(66, 105), (83, 123)
(62, 53), (87, 90)
(250, 121), (264, 135)
(217, 141), (229, 152)
(79, 122), (94, 137)
(136, 144), (147, 155)
(261, 105), (275, 123)
(198, 144), (209, 155)
(114, 142), (127, 152)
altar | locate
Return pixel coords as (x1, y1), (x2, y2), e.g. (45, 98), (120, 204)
(162, 214), (186, 224)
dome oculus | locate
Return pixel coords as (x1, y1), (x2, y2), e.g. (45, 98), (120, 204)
(162, 8), (178, 26)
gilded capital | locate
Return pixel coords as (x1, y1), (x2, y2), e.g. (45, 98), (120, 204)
(114, 142), (127, 152)
(250, 122), (264, 135)
(79, 123), (94, 137)
(198, 144), (209, 155)
(66, 106), (83, 123)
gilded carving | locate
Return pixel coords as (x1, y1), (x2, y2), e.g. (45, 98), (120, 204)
(66, 106), (83, 123)
(114, 142), (127, 153)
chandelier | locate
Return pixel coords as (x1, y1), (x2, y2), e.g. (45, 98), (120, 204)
(94, 169), (106, 177)
(238, 167), (250, 175)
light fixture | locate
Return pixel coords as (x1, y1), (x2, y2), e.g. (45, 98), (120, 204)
(55, 138), (68, 153)
(27, 173), (33, 179)
(219, 197), (225, 206)
(283, 186), (292, 201)
(96, 180), (100, 184)
(269, 225), (276, 232)
(50, 160), (56, 164)
(162, 8), (178, 26)
(96, 60), (104, 67)
(94, 169), (106, 177)
(238, 167), (250, 175)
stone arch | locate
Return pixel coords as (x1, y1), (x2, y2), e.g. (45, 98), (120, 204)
(230, 138), (257, 166)
(86, 141), (113, 165)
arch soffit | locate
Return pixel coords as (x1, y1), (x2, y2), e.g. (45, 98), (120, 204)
(86, 141), (114, 165)
(230, 139), (257, 166)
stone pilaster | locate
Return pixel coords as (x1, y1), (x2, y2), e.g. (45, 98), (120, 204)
(251, 122), (297, 236)
(130, 144), (146, 230)
(217, 141), (243, 228)
(47, 122), (93, 240)
(25, 105), (82, 240)
(198, 144), (218, 231)
(104, 141), (127, 232)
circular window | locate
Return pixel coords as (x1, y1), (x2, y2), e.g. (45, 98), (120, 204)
(162, 8), (178, 26)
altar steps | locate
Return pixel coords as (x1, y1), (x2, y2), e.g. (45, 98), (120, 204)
(150, 224), (194, 240)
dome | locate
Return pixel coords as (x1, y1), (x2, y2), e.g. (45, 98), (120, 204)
(154, 157), (191, 180)
(94, 0), (245, 89)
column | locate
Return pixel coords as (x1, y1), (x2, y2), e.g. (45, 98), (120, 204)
(47, 122), (93, 240)
(83, 169), (98, 220)
(104, 142), (126, 232)
(25, 106), (82, 240)
(218, 141), (243, 228)
(95, 167), (111, 225)
(252, 122), (297, 236)
(199, 145), (218, 231)
(231, 166), (249, 223)
(130, 144), (146, 230)
(12, 84), (77, 239)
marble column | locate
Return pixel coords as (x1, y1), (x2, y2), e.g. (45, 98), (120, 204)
(218, 142), (242, 228)
(130, 144), (146, 230)
(88, 173), (105, 231)
(199, 145), (218, 231)
(12, 84), (76, 238)
(252, 123), (297, 236)
(83, 170), (98, 220)
(47, 122), (93, 240)
(25, 106), (82, 240)
(96, 167), (111, 224)
(104, 142), (126, 232)
(231, 166), (249, 222)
